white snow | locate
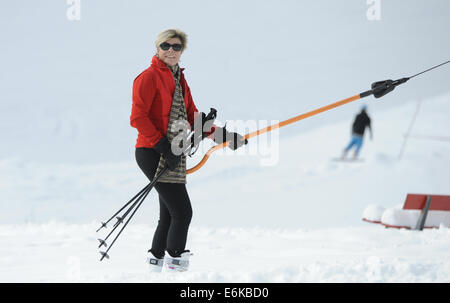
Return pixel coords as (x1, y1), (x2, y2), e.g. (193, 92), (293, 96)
(1, 222), (449, 283)
(379, 208), (450, 229)
(362, 204), (386, 223)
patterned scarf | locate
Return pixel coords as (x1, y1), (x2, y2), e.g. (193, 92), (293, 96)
(155, 64), (188, 184)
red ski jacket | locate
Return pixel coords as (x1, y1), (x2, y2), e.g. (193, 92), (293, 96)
(130, 56), (201, 148)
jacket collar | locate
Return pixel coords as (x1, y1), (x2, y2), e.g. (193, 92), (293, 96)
(151, 55), (185, 72)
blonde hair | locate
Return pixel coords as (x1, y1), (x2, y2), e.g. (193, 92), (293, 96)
(155, 28), (188, 53)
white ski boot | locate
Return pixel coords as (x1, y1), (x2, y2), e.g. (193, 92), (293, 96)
(146, 251), (164, 273)
(164, 250), (193, 272)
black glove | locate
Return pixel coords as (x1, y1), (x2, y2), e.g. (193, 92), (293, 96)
(213, 126), (248, 150)
(153, 136), (182, 170)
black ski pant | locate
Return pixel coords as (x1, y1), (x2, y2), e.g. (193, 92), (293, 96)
(135, 147), (192, 259)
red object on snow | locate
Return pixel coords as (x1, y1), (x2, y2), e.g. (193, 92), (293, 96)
(362, 193), (450, 230)
(379, 194), (450, 230)
(362, 218), (381, 224)
(402, 194), (450, 211)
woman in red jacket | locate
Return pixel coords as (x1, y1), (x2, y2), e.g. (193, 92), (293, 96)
(130, 29), (247, 272)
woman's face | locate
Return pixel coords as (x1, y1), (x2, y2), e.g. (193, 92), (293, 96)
(157, 37), (183, 67)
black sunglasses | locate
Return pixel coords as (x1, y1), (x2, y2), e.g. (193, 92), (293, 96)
(159, 42), (183, 52)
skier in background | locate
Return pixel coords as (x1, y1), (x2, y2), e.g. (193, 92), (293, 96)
(341, 104), (373, 160)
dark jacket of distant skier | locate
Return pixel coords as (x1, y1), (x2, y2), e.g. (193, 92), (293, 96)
(352, 109), (371, 136)
(342, 106), (372, 159)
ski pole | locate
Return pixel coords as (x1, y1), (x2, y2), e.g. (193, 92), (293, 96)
(186, 60), (450, 174)
(97, 184), (151, 248)
(113, 188), (148, 228)
(96, 183), (151, 232)
(99, 166), (169, 261)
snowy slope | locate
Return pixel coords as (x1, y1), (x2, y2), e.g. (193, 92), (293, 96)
(0, 93), (449, 282)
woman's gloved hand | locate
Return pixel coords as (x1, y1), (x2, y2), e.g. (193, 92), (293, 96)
(213, 126), (248, 150)
(153, 136), (182, 170)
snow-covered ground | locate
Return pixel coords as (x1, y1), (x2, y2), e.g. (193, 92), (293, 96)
(1, 222), (449, 283)
(1, 93), (449, 282)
